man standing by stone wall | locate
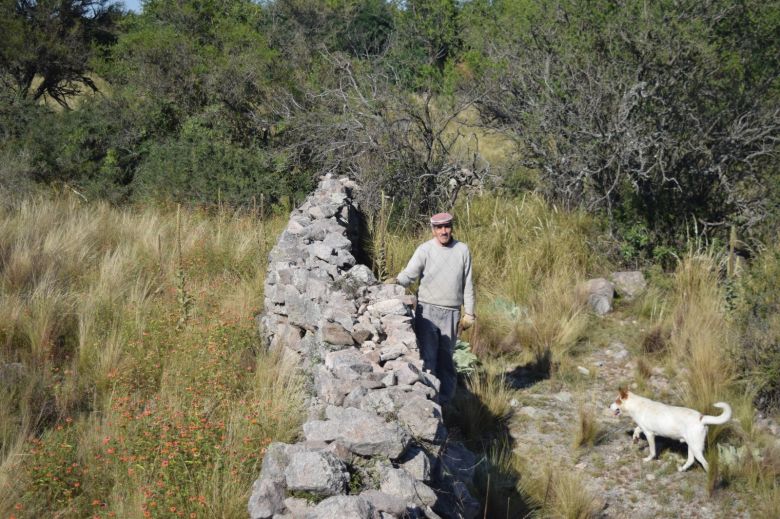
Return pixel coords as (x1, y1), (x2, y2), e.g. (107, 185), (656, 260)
(387, 212), (475, 405)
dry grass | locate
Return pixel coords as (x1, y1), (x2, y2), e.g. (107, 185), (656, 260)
(666, 248), (737, 412)
(0, 195), (302, 517)
(383, 194), (600, 366)
(518, 459), (603, 519)
(572, 403), (607, 451)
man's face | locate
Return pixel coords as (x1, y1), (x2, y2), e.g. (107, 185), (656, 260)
(432, 223), (452, 246)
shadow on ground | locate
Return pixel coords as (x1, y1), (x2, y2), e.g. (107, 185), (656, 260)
(443, 377), (534, 518)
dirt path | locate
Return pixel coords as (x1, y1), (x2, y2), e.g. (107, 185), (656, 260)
(505, 331), (754, 518)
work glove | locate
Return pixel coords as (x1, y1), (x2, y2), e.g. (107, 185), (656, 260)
(460, 313), (476, 330)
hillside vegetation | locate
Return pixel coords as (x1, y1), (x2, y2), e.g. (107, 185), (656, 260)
(1, 0), (779, 517)
(0, 199), (306, 517)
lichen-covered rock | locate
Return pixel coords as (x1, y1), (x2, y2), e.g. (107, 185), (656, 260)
(284, 450), (348, 497)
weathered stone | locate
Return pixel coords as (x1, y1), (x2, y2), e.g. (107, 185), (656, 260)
(287, 218), (306, 235)
(357, 387), (404, 416)
(359, 490), (409, 516)
(397, 396), (445, 443)
(351, 325), (373, 344)
(398, 446), (433, 482)
(247, 478), (285, 519)
(323, 233), (352, 251)
(312, 244), (335, 261)
(308, 204), (338, 219)
(385, 360), (423, 386)
(368, 299), (408, 317)
(260, 442), (296, 484)
(304, 495), (375, 519)
(379, 342), (409, 362)
(324, 348), (372, 375)
(285, 450), (348, 497)
(304, 406), (410, 458)
(336, 250), (357, 268)
(610, 271), (647, 300)
(346, 264), (377, 285)
(283, 497), (312, 517)
(321, 322), (354, 346)
(379, 467), (437, 508)
(582, 277), (614, 315)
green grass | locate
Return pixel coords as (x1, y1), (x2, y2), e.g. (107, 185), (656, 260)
(0, 196), (305, 518)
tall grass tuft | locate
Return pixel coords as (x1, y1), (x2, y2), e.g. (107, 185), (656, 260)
(572, 403), (607, 451)
(518, 458), (603, 519)
(667, 248), (736, 411)
(0, 194), (299, 517)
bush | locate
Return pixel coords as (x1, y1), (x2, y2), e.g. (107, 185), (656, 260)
(132, 113), (309, 207)
(735, 243), (780, 412)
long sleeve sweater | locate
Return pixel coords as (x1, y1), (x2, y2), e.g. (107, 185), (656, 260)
(396, 238), (475, 315)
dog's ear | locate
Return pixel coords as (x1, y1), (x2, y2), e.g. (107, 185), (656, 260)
(619, 387), (628, 399)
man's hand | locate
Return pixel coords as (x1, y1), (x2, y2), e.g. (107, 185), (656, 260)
(460, 313), (475, 330)
(383, 276), (397, 284)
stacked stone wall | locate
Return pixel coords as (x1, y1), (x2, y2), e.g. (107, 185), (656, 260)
(248, 175), (479, 519)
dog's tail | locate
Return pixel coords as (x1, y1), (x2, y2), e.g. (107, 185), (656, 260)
(701, 402), (732, 425)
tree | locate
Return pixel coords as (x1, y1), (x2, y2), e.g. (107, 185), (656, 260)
(0, 0), (121, 108)
(471, 0), (780, 245)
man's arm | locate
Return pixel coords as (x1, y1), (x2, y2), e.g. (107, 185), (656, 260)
(462, 246), (475, 316)
(396, 243), (427, 287)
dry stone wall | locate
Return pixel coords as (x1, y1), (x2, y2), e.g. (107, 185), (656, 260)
(249, 175), (479, 519)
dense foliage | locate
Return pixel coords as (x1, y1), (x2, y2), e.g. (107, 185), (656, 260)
(1, 0), (777, 242)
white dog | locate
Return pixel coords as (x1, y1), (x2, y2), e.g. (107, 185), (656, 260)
(610, 388), (731, 472)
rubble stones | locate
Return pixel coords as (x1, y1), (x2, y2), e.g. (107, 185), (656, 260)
(249, 175), (476, 519)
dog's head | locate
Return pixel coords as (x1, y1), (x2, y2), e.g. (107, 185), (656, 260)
(610, 387), (629, 416)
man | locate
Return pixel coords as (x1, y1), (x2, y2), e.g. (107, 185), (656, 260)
(388, 212), (475, 404)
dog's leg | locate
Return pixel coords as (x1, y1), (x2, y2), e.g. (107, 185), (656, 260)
(632, 426), (642, 443)
(691, 436), (709, 472)
(642, 432), (656, 462)
(678, 446), (696, 472)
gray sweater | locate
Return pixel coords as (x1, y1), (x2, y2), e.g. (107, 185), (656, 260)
(397, 238), (475, 315)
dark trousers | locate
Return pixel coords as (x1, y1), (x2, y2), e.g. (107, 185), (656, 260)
(414, 302), (460, 404)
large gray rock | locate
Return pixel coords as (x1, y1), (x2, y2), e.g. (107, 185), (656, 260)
(284, 450), (348, 497)
(305, 495), (376, 519)
(247, 478), (285, 519)
(304, 406), (411, 459)
(368, 299), (408, 317)
(321, 322), (355, 346)
(610, 271), (647, 300)
(325, 349), (373, 379)
(582, 277), (614, 315)
(346, 264), (377, 285)
(378, 467), (437, 508)
(397, 396), (445, 443)
(398, 446), (433, 482)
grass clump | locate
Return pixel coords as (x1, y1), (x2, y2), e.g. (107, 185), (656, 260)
(572, 403), (607, 451)
(0, 195), (304, 518)
(518, 459), (603, 519)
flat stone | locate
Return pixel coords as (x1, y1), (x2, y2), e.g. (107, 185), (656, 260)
(321, 322), (354, 346)
(304, 406), (410, 458)
(284, 450), (348, 497)
(304, 495), (375, 519)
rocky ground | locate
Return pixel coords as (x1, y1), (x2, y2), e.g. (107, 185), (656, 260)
(498, 316), (774, 519)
